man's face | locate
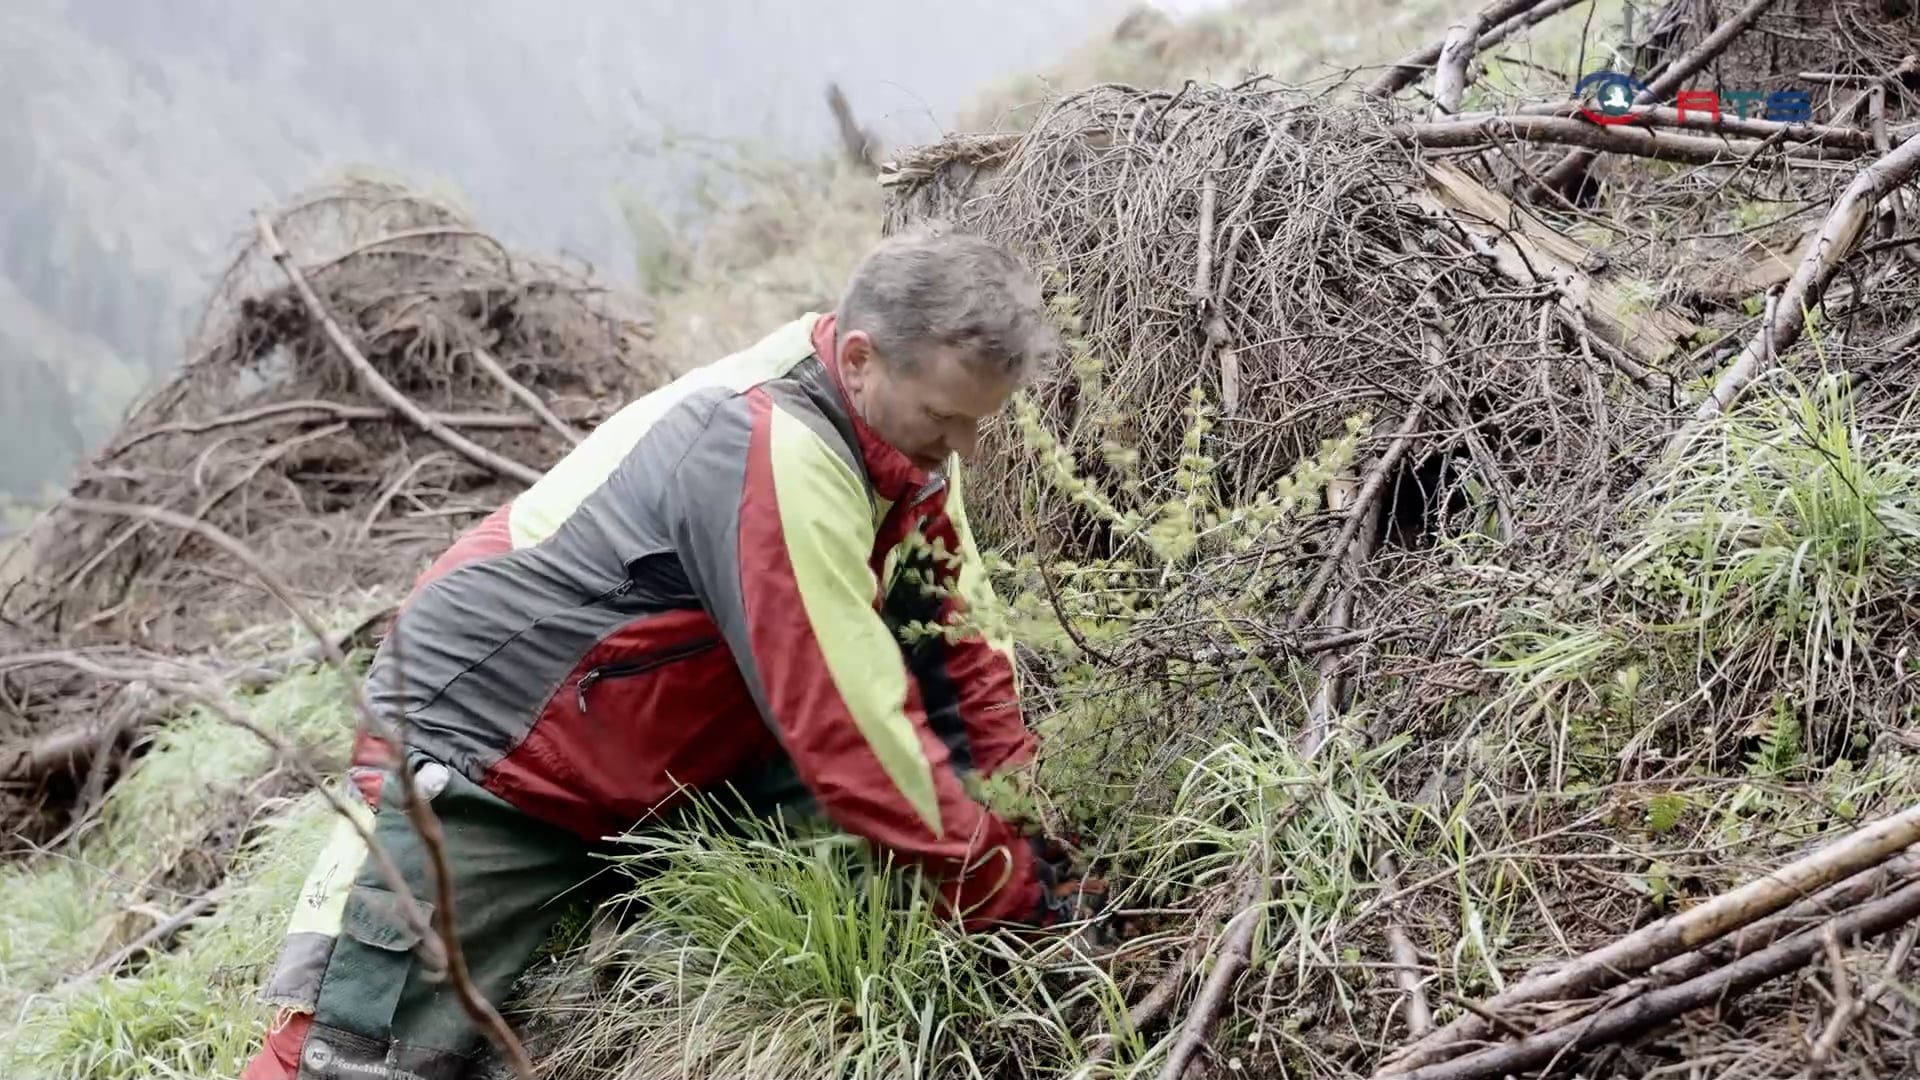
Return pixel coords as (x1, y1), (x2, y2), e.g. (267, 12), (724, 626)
(839, 330), (1018, 475)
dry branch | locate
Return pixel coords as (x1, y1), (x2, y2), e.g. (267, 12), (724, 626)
(71, 891), (220, 984)
(1081, 946), (1200, 1068)
(1389, 875), (1920, 1080)
(1378, 801), (1920, 1075)
(1158, 872), (1265, 1080)
(1366, 0), (1563, 98)
(1407, 162), (1697, 367)
(1379, 852), (1434, 1038)
(1399, 114), (1861, 165)
(1490, 102), (1880, 150)
(468, 346), (582, 446)
(1693, 132), (1920, 421)
(107, 400), (551, 457)
(0, 703), (140, 784)
(826, 82), (881, 171)
(1623, 853), (1920, 996)
(1290, 378), (1443, 633)
(1431, 16), (1488, 118)
(254, 212), (544, 488)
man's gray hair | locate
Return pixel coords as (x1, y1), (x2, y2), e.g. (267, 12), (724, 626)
(836, 227), (1057, 381)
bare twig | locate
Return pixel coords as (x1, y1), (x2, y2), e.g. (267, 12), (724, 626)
(1807, 926), (1864, 1070)
(255, 212), (544, 488)
(1380, 852), (1433, 1037)
(70, 891), (220, 984)
(468, 346), (581, 445)
(107, 400), (551, 458)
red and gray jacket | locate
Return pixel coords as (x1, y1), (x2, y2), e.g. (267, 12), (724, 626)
(361, 312), (1043, 929)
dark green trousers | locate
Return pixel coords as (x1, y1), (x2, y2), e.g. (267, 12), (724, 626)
(264, 755), (605, 1080)
(259, 750), (828, 1080)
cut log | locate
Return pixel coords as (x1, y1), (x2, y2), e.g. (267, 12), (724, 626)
(1405, 162), (1698, 368)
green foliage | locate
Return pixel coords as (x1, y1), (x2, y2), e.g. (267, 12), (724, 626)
(1644, 792), (1688, 836)
(1485, 375), (1920, 768)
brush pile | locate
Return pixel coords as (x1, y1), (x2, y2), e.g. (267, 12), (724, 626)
(0, 180), (665, 846)
(862, 3), (1920, 1078)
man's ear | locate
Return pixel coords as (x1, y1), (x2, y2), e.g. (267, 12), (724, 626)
(839, 329), (876, 393)
(840, 329), (874, 373)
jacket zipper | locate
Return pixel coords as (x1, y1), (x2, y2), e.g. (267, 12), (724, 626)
(576, 635), (720, 714)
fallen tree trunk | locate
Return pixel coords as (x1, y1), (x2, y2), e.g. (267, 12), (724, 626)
(1376, 800), (1920, 1074)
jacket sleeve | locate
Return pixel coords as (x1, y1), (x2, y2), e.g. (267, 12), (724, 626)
(668, 389), (1041, 930)
(915, 462), (1036, 777)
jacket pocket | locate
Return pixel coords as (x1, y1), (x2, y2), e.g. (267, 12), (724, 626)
(340, 882), (435, 953)
(574, 636), (721, 715)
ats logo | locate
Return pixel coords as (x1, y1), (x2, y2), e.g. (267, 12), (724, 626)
(1574, 70), (1814, 126)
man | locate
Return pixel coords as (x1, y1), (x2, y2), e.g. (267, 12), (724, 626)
(242, 229), (1101, 1080)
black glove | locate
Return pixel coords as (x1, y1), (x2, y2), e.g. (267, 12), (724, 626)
(1028, 834), (1111, 934)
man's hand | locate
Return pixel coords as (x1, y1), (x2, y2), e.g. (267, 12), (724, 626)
(1028, 834), (1113, 945)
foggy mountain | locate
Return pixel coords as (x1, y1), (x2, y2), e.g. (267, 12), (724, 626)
(0, 0), (1134, 499)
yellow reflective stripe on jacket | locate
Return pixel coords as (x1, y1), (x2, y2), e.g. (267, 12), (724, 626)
(768, 404), (943, 836)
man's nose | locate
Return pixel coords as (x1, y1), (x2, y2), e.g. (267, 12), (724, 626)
(951, 421), (982, 461)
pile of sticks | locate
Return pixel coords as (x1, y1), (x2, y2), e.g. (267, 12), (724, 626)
(1375, 806), (1920, 1079)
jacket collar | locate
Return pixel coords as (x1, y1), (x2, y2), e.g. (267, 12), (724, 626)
(811, 312), (931, 504)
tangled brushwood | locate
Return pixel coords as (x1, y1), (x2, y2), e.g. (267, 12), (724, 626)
(854, 14), (1917, 1080)
(1, 181), (666, 845)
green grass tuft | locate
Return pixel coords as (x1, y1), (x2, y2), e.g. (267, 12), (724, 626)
(525, 801), (1124, 1080)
